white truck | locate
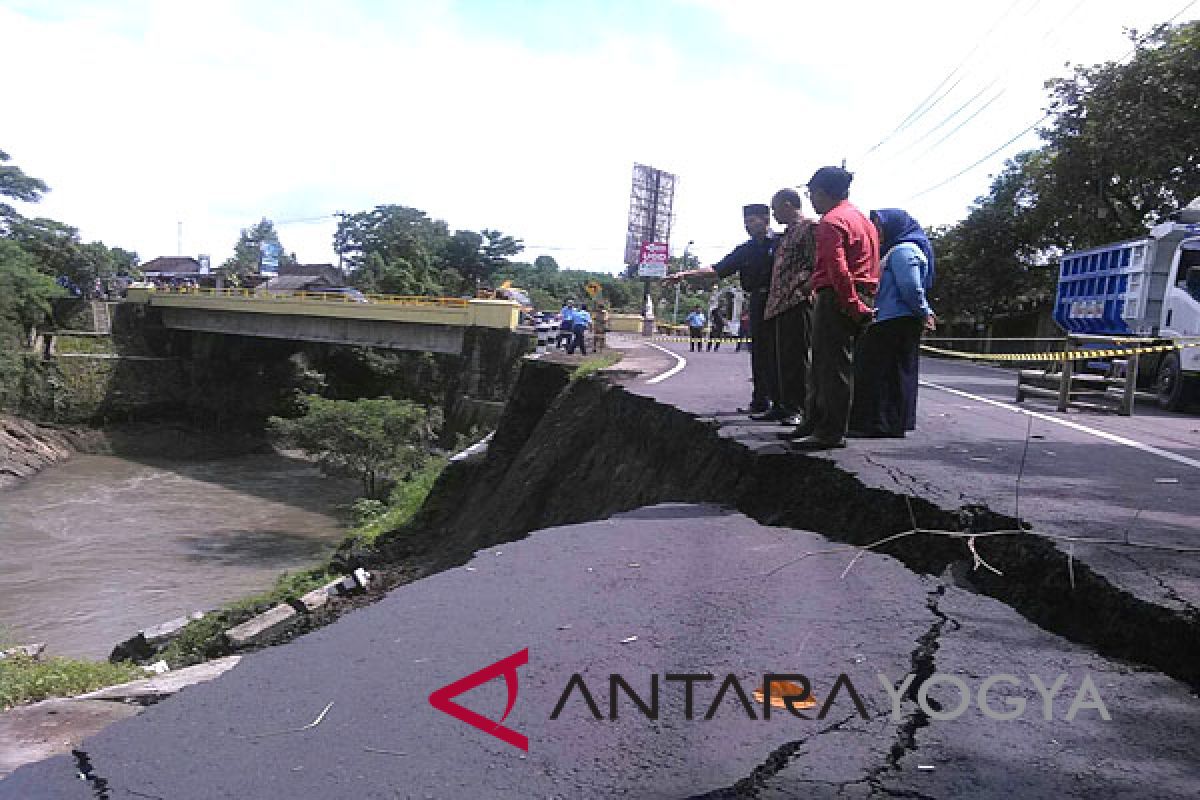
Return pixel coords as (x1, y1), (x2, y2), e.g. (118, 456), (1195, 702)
(1053, 198), (1200, 409)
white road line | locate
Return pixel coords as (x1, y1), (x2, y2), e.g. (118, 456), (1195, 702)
(645, 342), (687, 384)
(920, 380), (1200, 471)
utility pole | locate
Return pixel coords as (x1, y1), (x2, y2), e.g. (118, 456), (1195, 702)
(177, 221), (183, 256)
(673, 240), (694, 325)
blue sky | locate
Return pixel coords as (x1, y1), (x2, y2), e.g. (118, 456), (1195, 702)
(2, 0), (1196, 272)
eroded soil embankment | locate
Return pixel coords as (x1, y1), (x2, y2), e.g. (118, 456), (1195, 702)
(351, 360), (1199, 688)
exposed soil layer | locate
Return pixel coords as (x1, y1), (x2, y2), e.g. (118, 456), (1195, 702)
(346, 360), (1199, 689)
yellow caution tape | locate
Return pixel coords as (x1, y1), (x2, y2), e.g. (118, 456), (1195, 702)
(612, 334), (754, 344)
(610, 333), (1200, 360)
(920, 339), (1200, 363)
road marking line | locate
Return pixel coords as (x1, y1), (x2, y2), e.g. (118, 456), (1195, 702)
(645, 342), (687, 384)
(920, 380), (1200, 471)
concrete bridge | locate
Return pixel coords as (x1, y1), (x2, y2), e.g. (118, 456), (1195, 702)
(124, 287), (521, 354)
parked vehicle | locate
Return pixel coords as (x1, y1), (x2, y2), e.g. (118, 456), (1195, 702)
(1053, 198), (1200, 409)
(305, 286), (370, 303)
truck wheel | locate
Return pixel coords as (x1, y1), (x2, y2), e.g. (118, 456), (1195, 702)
(1155, 352), (1187, 410)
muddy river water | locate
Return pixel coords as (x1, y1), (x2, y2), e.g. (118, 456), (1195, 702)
(0, 452), (359, 659)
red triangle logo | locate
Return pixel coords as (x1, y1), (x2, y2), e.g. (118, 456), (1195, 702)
(429, 648), (529, 751)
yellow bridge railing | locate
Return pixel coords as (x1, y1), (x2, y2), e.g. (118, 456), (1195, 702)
(148, 286), (470, 308)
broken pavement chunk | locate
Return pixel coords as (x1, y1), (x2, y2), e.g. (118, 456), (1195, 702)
(225, 604), (299, 647)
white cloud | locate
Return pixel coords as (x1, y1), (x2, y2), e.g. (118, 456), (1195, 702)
(1, 0), (1194, 275)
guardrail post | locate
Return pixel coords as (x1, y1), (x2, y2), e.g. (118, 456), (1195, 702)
(1057, 336), (1074, 412)
(1120, 349), (1139, 416)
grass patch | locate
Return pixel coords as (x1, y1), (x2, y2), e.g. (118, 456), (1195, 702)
(156, 613), (238, 669)
(54, 334), (114, 355)
(570, 351), (622, 381)
(351, 456), (448, 545)
(228, 565), (339, 612)
(157, 567), (338, 668)
(1, 654), (142, 710)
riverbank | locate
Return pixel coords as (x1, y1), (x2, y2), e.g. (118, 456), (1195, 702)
(0, 413), (274, 490)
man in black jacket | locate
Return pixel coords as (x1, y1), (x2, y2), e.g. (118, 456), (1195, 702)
(666, 204), (777, 412)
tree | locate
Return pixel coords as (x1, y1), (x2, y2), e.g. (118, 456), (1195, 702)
(0, 239), (65, 406)
(334, 205), (449, 274)
(7, 216), (137, 294)
(267, 396), (442, 499)
(0, 149), (48, 235)
(533, 255), (560, 272)
(0, 239), (63, 338)
(925, 20), (1200, 325)
(1035, 20), (1200, 249)
(220, 218), (292, 278)
(441, 228), (524, 292)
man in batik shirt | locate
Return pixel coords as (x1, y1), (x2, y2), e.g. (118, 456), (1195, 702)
(760, 188), (817, 426)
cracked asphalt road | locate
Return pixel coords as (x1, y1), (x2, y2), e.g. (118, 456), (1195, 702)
(625, 342), (1200, 616)
(3, 505), (1196, 798)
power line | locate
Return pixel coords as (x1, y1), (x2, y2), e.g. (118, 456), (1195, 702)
(906, 0), (1199, 201)
(274, 214), (339, 225)
(907, 113), (1050, 200)
(887, 0), (1083, 161)
(860, 0), (1027, 159)
(892, 80), (1003, 158)
(874, 0), (1089, 165)
(911, 89), (1007, 162)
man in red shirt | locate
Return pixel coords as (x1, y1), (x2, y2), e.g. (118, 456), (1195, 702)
(789, 166), (880, 450)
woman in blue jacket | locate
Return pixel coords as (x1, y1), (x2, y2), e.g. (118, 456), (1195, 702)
(850, 209), (936, 437)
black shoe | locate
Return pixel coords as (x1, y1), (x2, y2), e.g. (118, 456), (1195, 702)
(847, 428), (905, 439)
(750, 406), (789, 422)
(780, 414), (804, 427)
(790, 435), (846, 450)
(777, 422), (816, 440)
(741, 401), (770, 414)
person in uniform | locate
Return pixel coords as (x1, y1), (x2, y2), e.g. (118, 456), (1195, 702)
(665, 204), (777, 412)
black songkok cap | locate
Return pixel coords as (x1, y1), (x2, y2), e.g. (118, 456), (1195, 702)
(742, 203), (770, 217)
(807, 166), (854, 198)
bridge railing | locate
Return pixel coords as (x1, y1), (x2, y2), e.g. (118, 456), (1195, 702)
(126, 286), (520, 329)
(147, 286), (470, 308)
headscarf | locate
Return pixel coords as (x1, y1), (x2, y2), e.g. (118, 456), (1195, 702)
(872, 208), (935, 287)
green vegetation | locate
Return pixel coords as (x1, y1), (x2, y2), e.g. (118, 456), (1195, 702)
(219, 217), (294, 282)
(349, 456), (447, 545)
(155, 613), (234, 669)
(1, 653), (142, 710)
(233, 566), (339, 611)
(268, 395), (441, 499)
(570, 351), (622, 382)
(1, 149), (137, 411)
(53, 334), (114, 355)
(931, 20), (1200, 324)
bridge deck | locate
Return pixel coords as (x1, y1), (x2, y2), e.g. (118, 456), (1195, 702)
(125, 287), (520, 330)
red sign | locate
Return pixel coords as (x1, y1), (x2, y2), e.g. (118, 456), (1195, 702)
(638, 242), (669, 278)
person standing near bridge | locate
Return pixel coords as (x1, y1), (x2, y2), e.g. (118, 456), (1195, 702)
(849, 209), (936, 437)
(665, 204), (778, 412)
(567, 303), (592, 355)
(707, 305), (727, 351)
(686, 306), (707, 352)
(789, 166), (879, 450)
(557, 299), (576, 349)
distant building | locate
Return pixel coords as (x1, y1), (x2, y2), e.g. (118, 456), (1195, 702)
(278, 263), (343, 284)
(141, 256), (204, 278)
(263, 274), (337, 292)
